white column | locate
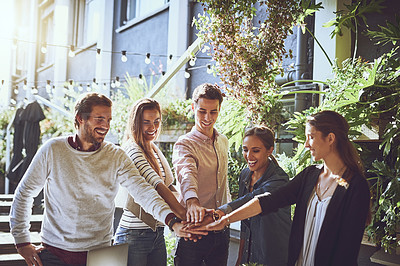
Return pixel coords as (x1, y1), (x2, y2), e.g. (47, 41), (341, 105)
(167, 0), (189, 99)
(0, 0), (15, 108)
(313, 0), (351, 82)
(26, 0), (39, 102)
(53, 0), (71, 102)
(95, 0), (114, 98)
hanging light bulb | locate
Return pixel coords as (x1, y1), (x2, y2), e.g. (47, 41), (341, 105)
(14, 86), (19, 95)
(92, 78), (98, 89)
(87, 84), (92, 91)
(189, 57), (196, 66)
(207, 64), (213, 74)
(46, 80), (51, 93)
(32, 87), (38, 94)
(115, 76), (121, 87)
(68, 45), (75, 57)
(68, 80), (74, 90)
(96, 48), (101, 59)
(10, 98), (17, 105)
(138, 74), (144, 85)
(41, 43), (47, 54)
(162, 71), (166, 76)
(145, 53), (151, 64)
(184, 71), (190, 79)
(110, 80), (116, 88)
(167, 54), (173, 65)
(78, 84), (83, 91)
(121, 51), (127, 62)
(52, 85), (56, 94)
(103, 83), (107, 90)
(23, 80), (27, 90)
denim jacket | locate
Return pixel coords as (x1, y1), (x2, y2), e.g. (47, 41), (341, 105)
(219, 160), (292, 265)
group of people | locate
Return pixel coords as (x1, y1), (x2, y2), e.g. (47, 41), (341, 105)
(9, 83), (371, 266)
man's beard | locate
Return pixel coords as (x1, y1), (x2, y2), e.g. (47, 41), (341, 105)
(82, 123), (103, 147)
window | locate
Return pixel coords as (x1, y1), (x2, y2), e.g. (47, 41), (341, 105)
(73, 0), (101, 47)
(38, 4), (54, 67)
(120, 0), (169, 26)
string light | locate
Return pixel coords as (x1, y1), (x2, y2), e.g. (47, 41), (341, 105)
(102, 83), (107, 90)
(78, 84), (83, 91)
(115, 76), (121, 87)
(145, 53), (151, 64)
(92, 78), (97, 89)
(96, 48), (101, 59)
(14, 86), (19, 95)
(68, 45), (75, 57)
(138, 74), (144, 85)
(167, 54), (173, 65)
(32, 87), (38, 94)
(87, 84), (91, 91)
(68, 80), (74, 90)
(184, 71), (190, 79)
(121, 51), (127, 62)
(23, 80), (27, 90)
(207, 64), (213, 74)
(46, 80), (51, 93)
(41, 43), (47, 54)
(189, 57), (196, 66)
(10, 98), (16, 105)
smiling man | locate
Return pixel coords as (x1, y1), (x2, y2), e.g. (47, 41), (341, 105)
(172, 83), (231, 266)
(9, 92), (190, 266)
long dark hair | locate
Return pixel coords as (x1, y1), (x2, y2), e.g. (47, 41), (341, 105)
(126, 98), (161, 176)
(244, 126), (278, 165)
(306, 110), (364, 182)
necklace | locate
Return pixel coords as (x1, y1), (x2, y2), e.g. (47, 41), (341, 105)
(317, 178), (336, 199)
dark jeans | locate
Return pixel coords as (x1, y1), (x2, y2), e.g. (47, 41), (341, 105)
(174, 228), (230, 266)
(38, 249), (86, 266)
(114, 226), (167, 266)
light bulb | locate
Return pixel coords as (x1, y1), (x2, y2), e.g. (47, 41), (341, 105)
(115, 77), (121, 87)
(10, 99), (17, 105)
(68, 47), (75, 57)
(145, 53), (151, 64)
(14, 88), (19, 94)
(189, 58), (196, 66)
(78, 84), (83, 91)
(110, 81), (116, 88)
(32, 88), (38, 94)
(184, 71), (190, 79)
(96, 48), (101, 59)
(121, 51), (127, 62)
(207, 65), (213, 74)
(41, 45), (47, 54)
(103, 83), (107, 90)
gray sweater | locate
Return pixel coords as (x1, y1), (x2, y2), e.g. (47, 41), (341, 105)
(10, 136), (172, 251)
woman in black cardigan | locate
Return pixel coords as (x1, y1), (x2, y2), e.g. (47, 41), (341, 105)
(194, 110), (371, 266)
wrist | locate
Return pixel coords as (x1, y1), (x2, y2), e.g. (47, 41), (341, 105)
(186, 197), (200, 207)
(168, 216), (182, 232)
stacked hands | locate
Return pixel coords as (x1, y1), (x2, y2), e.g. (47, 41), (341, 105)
(173, 203), (230, 242)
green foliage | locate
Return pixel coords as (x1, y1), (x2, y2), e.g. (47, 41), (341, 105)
(366, 109), (400, 252)
(165, 232), (176, 266)
(366, 16), (400, 46)
(162, 99), (194, 129)
(0, 106), (15, 176)
(194, 0), (303, 127)
(323, 0), (385, 38)
(227, 151), (247, 200)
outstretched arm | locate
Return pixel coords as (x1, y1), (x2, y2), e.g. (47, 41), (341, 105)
(156, 183), (186, 220)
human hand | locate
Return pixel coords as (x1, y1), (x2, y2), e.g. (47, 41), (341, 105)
(190, 215), (230, 232)
(173, 221), (208, 242)
(182, 209), (215, 230)
(185, 198), (206, 224)
(16, 244), (45, 266)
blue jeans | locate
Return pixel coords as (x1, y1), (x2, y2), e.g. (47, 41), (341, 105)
(174, 228), (230, 266)
(114, 226), (167, 266)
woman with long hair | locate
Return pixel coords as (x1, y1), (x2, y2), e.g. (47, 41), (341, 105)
(114, 98), (187, 266)
(194, 110), (371, 266)
(216, 126), (291, 265)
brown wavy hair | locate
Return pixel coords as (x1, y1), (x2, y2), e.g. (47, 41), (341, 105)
(126, 98), (161, 176)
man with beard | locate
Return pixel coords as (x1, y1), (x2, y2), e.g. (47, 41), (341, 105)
(10, 92), (195, 266)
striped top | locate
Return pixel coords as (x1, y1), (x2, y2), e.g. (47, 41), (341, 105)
(119, 142), (167, 229)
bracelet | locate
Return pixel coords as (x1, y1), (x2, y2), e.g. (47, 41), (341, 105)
(225, 216), (231, 225)
(168, 216), (182, 232)
(212, 210), (221, 221)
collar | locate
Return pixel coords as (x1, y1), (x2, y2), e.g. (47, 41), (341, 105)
(68, 134), (101, 152)
(190, 126), (220, 142)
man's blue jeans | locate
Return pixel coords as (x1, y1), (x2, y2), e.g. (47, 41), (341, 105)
(174, 228), (230, 266)
(114, 226), (167, 266)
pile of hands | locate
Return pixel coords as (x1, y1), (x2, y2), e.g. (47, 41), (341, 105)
(173, 199), (229, 242)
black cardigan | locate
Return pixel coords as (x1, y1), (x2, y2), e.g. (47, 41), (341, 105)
(257, 165), (370, 266)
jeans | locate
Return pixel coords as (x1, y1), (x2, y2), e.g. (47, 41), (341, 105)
(38, 249), (85, 266)
(114, 226), (167, 266)
(174, 228), (230, 266)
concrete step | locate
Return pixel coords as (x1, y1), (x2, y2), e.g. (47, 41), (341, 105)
(0, 253), (26, 266)
(0, 232), (41, 255)
(0, 215), (43, 232)
(370, 249), (400, 266)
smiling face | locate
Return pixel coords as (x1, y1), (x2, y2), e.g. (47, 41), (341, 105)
(193, 98), (220, 138)
(242, 135), (273, 175)
(305, 123), (332, 161)
(78, 105), (111, 150)
(142, 109), (161, 143)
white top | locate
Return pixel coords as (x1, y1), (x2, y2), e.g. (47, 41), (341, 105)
(10, 136), (172, 251)
(296, 192), (332, 266)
